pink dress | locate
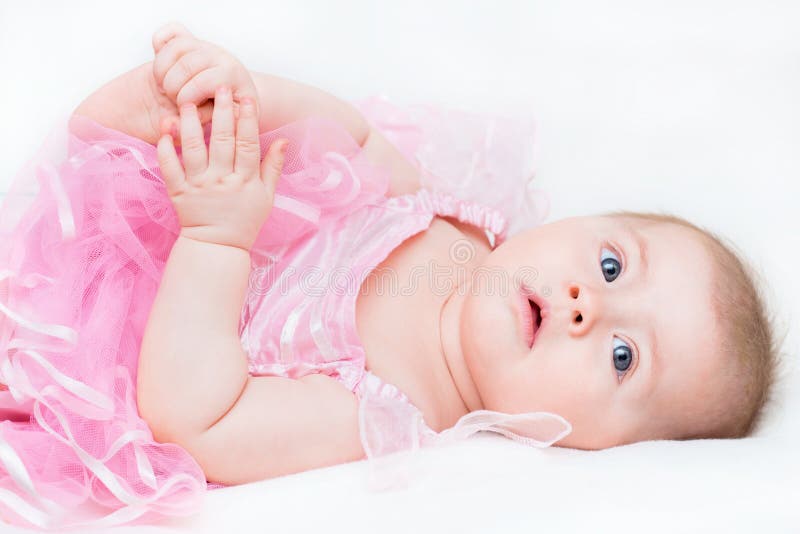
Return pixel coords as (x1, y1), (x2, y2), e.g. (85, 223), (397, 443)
(0, 96), (570, 530)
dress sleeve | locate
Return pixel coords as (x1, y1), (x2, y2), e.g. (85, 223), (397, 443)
(353, 95), (550, 237)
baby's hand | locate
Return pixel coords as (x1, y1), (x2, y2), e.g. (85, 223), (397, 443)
(151, 22), (258, 136)
(157, 84), (288, 251)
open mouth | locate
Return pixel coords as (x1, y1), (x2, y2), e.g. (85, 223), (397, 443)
(528, 298), (542, 348)
(518, 289), (546, 349)
(530, 298), (542, 330)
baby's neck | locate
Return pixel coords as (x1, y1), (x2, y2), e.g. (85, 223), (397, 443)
(426, 218), (492, 427)
(357, 216), (491, 432)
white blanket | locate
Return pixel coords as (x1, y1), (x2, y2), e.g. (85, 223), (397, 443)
(1, 1), (798, 532)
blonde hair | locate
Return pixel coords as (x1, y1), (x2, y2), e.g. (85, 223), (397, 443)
(606, 210), (780, 439)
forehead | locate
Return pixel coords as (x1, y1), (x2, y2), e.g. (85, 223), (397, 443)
(614, 217), (724, 413)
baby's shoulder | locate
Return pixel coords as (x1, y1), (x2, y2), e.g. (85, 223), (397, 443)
(390, 215), (493, 268)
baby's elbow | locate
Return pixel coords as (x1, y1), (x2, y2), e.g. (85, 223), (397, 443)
(345, 104), (371, 146)
(137, 385), (171, 444)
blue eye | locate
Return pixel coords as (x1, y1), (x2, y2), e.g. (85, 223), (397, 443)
(600, 247), (622, 282)
(612, 336), (634, 381)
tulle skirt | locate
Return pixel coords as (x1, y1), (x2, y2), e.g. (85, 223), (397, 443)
(0, 96), (545, 530)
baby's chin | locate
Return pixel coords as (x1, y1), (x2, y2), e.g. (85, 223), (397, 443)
(460, 287), (529, 366)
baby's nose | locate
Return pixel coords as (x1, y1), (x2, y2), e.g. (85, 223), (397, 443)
(566, 282), (599, 335)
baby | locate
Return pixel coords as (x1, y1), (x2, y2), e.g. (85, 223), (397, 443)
(133, 22), (776, 474)
(0, 22), (778, 529)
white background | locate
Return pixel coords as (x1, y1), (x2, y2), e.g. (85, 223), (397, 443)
(1, 1), (799, 533)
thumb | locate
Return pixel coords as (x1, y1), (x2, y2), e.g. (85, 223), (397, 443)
(156, 134), (186, 196)
(260, 139), (289, 191)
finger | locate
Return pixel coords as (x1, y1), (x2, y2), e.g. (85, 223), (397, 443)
(156, 134), (186, 195)
(152, 21), (193, 54)
(153, 37), (197, 96)
(208, 86), (236, 173)
(259, 138), (289, 191)
(178, 103), (208, 178)
(160, 103), (213, 147)
(160, 47), (213, 102)
(234, 97), (262, 175)
(174, 65), (231, 107)
(153, 36), (196, 87)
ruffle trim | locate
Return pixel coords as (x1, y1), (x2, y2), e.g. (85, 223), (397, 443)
(354, 95), (550, 237)
(357, 384), (572, 491)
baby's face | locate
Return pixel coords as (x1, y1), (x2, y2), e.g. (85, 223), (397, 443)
(460, 215), (724, 449)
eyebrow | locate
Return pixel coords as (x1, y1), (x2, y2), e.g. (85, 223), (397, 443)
(647, 322), (660, 384)
(629, 225), (649, 281)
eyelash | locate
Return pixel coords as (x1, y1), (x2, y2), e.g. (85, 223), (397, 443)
(613, 335), (639, 384)
(604, 241), (626, 273)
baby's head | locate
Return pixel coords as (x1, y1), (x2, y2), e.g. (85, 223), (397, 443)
(460, 211), (777, 449)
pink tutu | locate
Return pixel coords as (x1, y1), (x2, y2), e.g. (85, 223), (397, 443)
(0, 96), (549, 529)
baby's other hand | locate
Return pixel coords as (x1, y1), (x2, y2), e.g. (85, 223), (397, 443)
(151, 22), (259, 136)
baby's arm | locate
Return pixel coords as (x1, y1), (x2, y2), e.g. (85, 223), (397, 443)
(73, 23), (420, 194)
(139, 235), (366, 483)
(72, 61), (420, 196)
(250, 72), (421, 196)
(150, 22), (420, 195)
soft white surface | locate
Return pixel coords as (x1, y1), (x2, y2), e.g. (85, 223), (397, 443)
(1, 1), (798, 532)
